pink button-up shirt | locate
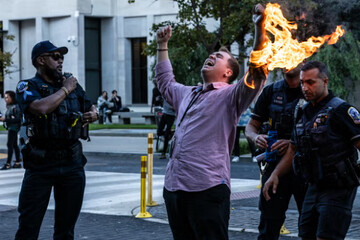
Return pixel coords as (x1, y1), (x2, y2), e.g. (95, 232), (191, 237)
(156, 60), (267, 192)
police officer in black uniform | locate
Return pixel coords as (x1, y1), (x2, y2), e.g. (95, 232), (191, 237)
(15, 40), (98, 240)
(245, 63), (307, 240)
(264, 61), (360, 240)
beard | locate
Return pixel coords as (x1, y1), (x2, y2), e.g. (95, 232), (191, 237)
(45, 67), (63, 85)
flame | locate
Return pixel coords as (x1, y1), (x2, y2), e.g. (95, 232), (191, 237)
(244, 71), (255, 89)
(249, 3), (345, 71)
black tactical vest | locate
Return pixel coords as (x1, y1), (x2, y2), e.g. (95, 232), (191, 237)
(294, 97), (358, 184)
(25, 77), (84, 141)
(268, 80), (300, 139)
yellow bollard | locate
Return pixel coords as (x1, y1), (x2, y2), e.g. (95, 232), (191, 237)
(147, 133), (158, 206)
(136, 156), (152, 218)
(256, 174), (262, 189)
(280, 224), (290, 234)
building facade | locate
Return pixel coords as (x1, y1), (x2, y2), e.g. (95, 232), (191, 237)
(0, 0), (359, 111)
(0, 0), (179, 106)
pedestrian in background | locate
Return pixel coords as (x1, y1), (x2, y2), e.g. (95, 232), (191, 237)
(245, 62), (307, 240)
(155, 4), (268, 239)
(109, 89), (122, 112)
(157, 99), (176, 159)
(231, 107), (257, 163)
(0, 90), (22, 170)
(151, 80), (163, 114)
(263, 61), (360, 240)
(15, 40), (98, 239)
(97, 90), (112, 124)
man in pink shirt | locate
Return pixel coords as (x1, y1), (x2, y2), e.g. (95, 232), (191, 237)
(155, 4), (268, 240)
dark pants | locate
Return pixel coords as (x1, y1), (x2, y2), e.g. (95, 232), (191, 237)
(163, 184), (230, 240)
(233, 126), (256, 157)
(258, 165), (307, 240)
(15, 142), (86, 240)
(6, 130), (21, 164)
(299, 184), (357, 240)
(157, 113), (175, 154)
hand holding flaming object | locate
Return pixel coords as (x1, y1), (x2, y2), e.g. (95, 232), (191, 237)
(243, 4), (268, 89)
(249, 3), (345, 71)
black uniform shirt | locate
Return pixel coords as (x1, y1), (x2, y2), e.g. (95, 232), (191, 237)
(251, 79), (303, 123)
(293, 91), (360, 144)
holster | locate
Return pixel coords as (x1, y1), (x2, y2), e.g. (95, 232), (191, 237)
(319, 158), (360, 189)
(21, 141), (83, 169)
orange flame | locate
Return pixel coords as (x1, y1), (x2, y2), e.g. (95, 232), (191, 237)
(249, 3), (345, 71)
(244, 71), (255, 89)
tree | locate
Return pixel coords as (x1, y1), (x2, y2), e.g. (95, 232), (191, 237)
(145, 0), (266, 85)
(143, 0), (360, 101)
(0, 21), (15, 95)
(275, 0), (360, 99)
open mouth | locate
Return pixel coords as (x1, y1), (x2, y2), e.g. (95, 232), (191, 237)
(204, 59), (215, 67)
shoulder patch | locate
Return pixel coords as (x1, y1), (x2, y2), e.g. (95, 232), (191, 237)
(17, 81), (28, 93)
(347, 107), (360, 124)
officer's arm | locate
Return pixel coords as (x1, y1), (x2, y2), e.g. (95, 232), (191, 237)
(245, 118), (268, 149)
(262, 144), (295, 201)
(28, 89), (68, 115)
(355, 140), (360, 150)
(28, 76), (77, 115)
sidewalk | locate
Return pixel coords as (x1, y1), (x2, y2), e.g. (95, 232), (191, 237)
(0, 129), (359, 239)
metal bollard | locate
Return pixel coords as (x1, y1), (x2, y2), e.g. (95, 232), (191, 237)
(147, 133), (158, 206)
(136, 156), (152, 218)
(256, 174), (262, 189)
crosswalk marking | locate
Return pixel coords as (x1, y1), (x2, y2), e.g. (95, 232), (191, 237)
(0, 169), (262, 216)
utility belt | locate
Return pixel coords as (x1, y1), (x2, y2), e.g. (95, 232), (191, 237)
(21, 140), (82, 168)
(294, 153), (360, 189)
(26, 112), (89, 141)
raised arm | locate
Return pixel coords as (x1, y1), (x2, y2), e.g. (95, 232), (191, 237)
(252, 4), (267, 51)
(156, 26), (172, 64)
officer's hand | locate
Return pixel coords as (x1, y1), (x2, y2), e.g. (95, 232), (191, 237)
(82, 111), (98, 125)
(271, 139), (290, 155)
(262, 174), (279, 201)
(254, 134), (268, 149)
(156, 26), (172, 44)
(252, 4), (265, 26)
(62, 76), (78, 93)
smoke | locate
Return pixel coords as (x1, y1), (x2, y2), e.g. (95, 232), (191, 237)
(272, 0), (358, 41)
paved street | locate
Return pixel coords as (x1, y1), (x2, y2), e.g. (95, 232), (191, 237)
(0, 132), (359, 239)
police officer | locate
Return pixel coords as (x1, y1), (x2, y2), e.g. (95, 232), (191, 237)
(15, 40), (98, 240)
(264, 61), (360, 240)
(245, 63), (307, 240)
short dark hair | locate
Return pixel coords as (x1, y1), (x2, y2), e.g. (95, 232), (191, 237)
(219, 46), (239, 83)
(301, 61), (329, 80)
(112, 90), (117, 94)
(5, 90), (17, 104)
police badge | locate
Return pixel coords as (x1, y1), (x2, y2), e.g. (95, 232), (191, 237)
(348, 107), (360, 124)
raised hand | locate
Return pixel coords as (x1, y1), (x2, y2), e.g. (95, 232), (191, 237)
(253, 3), (265, 26)
(156, 26), (172, 45)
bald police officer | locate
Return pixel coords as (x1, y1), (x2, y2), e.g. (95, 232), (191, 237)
(263, 61), (360, 240)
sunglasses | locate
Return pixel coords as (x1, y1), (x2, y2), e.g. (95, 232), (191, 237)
(40, 52), (64, 61)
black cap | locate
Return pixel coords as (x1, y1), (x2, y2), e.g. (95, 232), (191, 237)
(31, 40), (68, 62)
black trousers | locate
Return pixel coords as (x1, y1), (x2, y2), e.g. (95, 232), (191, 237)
(258, 165), (307, 240)
(163, 184), (230, 240)
(233, 126), (257, 157)
(6, 130), (21, 164)
(15, 142), (86, 240)
(157, 114), (175, 154)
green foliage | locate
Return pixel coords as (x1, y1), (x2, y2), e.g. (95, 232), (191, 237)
(311, 31), (360, 99)
(145, 0), (266, 85)
(0, 22), (15, 84)
(143, 0), (360, 93)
